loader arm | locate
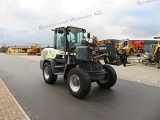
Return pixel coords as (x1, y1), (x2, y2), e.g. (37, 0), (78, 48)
(89, 42), (127, 66)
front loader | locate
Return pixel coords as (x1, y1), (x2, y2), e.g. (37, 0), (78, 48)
(40, 26), (126, 99)
(142, 42), (160, 68)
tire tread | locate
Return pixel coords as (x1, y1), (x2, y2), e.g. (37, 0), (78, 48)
(43, 62), (57, 84)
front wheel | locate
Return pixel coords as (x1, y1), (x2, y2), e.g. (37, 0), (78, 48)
(96, 65), (117, 89)
(43, 62), (57, 84)
(67, 68), (91, 99)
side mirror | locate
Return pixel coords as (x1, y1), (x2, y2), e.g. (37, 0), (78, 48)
(82, 29), (86, 33)
(87, 33), (90, 39)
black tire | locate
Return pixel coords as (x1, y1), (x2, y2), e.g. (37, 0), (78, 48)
(42, 62), (57, 84)
(67, 68), (91, 99)
(96, 65), (117, 89)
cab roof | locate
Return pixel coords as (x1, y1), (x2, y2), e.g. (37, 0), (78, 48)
(51, 26), (85, 31)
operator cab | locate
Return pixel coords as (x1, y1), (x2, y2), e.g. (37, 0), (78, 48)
(45, 26), (88, 68)
(53, 26), (86, 53)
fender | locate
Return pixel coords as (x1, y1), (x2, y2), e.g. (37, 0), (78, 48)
(40, 59), (57, 74)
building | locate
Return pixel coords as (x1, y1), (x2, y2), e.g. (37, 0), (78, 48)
(7, 45), (30, 53)
(154, 32), (160, 39)
(0, 48), (2, 53)
(0, 47), (7, 53)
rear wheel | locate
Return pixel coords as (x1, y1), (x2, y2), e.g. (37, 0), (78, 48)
(96, 65), (117, 89)
(43, 62), (57, 84)
(67, 68), (91, 99)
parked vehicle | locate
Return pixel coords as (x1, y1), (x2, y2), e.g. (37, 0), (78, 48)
(40, 26), (127, 99)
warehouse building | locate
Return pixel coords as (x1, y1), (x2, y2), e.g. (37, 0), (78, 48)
(7, 45), (30, 53)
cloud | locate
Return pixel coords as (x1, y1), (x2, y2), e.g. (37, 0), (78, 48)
(0, 0), (160, 46)
(60, 0), (98, 15)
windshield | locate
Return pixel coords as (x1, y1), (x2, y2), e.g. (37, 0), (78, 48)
(54, 27), (85, 52)
(67, 27), (85, 47)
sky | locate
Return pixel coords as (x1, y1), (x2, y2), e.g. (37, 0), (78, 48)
(0, 0), (160, 47)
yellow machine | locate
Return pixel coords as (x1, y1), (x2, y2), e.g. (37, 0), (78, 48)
(116, 39), (135, 55)
(143, 42), (160, 67)
(152, 42), (160, 60)
(143, 32), (160, 68)
(92, 36), (108, 45)
(27, 44), (42, 55)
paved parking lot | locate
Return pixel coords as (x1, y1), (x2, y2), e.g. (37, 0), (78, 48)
(16, 55), (160, 87)
(0, 54), (159, 120)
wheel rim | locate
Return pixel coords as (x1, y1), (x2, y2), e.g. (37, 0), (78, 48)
(99, 73), (109, 84)
(69, 74), (80, 92)
(44, 67), (49, 79)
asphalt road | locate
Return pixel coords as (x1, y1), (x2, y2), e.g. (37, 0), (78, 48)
(0, 54), (160, 120)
